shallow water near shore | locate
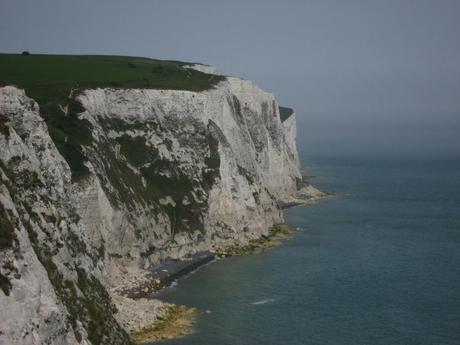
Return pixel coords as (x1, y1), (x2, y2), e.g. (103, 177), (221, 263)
(153, 155), (460, 345)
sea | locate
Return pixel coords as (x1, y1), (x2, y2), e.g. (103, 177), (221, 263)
(153, 154), (460, 345)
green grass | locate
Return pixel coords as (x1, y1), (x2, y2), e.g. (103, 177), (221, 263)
(279, 106), (294, 122)
(0, 54), (224, 91)
(0, 54), (225, 181)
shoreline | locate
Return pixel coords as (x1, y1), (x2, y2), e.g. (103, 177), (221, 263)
(120, 252), (217, 299)
(116, 223), (298, 343)
(119, 224), (299, 300)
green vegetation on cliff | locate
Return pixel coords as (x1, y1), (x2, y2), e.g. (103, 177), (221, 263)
(101, 129), (219, 235)
(279, 106), (294, 122)
(0, 54), (224, 92)
(25, 216), (133, 345)
(0, 158), (132, 344)
(0, 54), (225, 181)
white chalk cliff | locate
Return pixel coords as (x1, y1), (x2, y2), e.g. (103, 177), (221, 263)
(0, 66), (316, 345)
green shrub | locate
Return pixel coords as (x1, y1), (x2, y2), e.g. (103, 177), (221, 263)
(279, 106), (294, 122)
(117, 135), (149, 167)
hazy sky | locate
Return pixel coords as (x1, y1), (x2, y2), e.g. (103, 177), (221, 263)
(1, 0), (459, 159)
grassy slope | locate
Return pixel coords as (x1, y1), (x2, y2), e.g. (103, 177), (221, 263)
(0, 54), (225, 181)
(0, 54), (223, 91)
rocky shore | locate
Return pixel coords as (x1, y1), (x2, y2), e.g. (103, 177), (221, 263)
(216, 224), (298, 255)
(115, 252), (216, 299)
(112, 294), (196, 343)
(279, 182), (327, 209)
(131, 305), (197, 343)
(109, 223), (299, 343)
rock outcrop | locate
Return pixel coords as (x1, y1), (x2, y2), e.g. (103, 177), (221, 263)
(0, 66), (315, 345)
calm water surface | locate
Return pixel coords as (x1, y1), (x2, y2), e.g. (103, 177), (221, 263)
(154, 156), (460, 345)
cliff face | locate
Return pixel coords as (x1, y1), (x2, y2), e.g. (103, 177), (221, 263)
(76, 76), (303, 267)
(0, 69), (311, 345)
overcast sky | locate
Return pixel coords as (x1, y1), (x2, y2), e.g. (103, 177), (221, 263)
(1, 0), (459, 159)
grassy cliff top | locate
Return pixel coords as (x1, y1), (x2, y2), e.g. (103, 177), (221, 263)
(0, 53), (224, 91)
(0, 53), (225, 182)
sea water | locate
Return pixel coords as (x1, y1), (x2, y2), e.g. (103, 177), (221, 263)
(154, 155), (460, 345)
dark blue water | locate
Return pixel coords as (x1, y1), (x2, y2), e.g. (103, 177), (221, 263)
(155, 156), (460, 345)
